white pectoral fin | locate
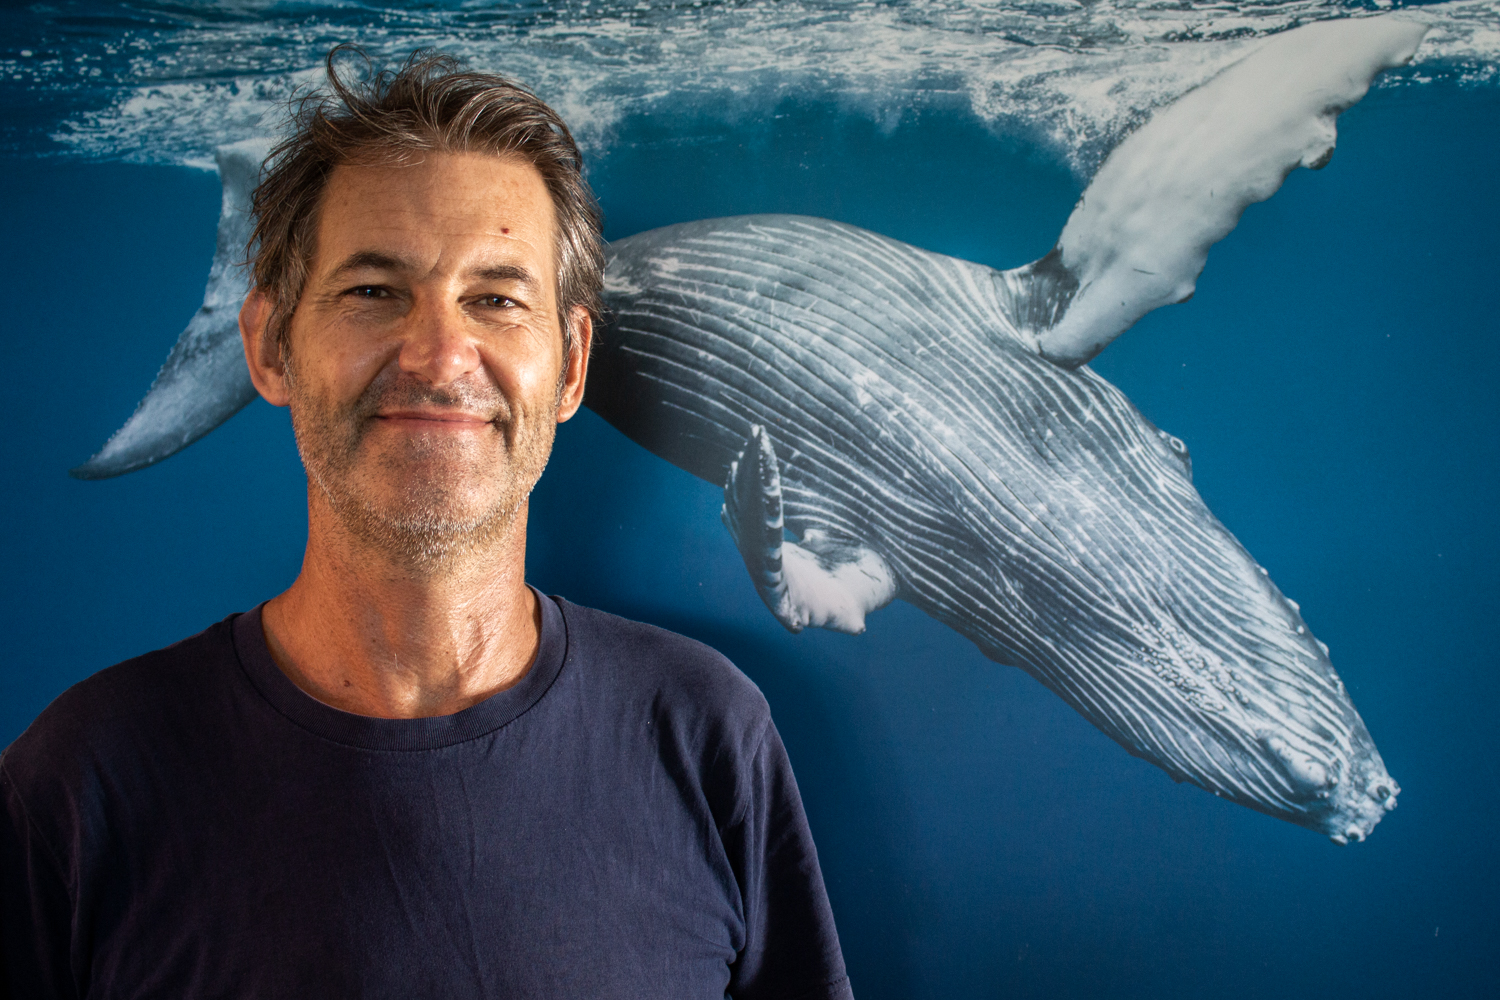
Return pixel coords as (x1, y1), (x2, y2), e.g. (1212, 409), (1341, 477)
(1001, 16), (1427, 368)
(72, 138), (273, 479)
(778, 534), (897, 635)
(722, 426), (895, 635)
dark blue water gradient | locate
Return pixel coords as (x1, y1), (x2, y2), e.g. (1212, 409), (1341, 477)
(1, 85), (1497, 998)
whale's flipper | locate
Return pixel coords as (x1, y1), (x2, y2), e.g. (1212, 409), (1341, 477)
(721, 426), (895, 635)
(1000, 15), (1428, 368)
(71, 139), (271, 479)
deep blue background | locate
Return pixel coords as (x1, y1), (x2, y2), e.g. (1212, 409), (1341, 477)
(2, 84), (1497, 998)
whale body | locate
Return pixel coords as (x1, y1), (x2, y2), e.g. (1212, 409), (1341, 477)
(592, 213), (1394, 840)
(582, 17), (1426, 841)
(71, 16), (1429, 841)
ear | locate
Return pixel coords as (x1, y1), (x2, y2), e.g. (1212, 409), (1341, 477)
(556, 306), (593, 423)
(240, 288), (292, 407)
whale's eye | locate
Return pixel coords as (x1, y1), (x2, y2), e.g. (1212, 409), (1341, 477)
(1375, 785), (1390, 801)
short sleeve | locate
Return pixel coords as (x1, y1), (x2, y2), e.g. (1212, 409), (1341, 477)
(723, 721), (854, 1000)
(0, 759), (80, 1000)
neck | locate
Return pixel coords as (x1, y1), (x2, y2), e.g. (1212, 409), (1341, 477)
(261, 493), (541, 719)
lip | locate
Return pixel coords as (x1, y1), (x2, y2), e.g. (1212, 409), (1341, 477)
(375, 410), (494, 428)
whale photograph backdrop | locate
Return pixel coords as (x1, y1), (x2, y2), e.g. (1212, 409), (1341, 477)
(3, 2), (1498, 997)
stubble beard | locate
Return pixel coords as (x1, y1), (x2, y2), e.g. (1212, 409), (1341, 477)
(287, 361), (558, 573)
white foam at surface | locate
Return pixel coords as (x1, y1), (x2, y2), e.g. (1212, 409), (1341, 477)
(0, 0), (1496, 172)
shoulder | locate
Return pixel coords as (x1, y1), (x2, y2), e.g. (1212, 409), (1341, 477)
(551, 597), (771, 739)
(1, 616), (240, 797)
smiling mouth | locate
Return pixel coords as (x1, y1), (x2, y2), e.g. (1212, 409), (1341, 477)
(375, 411), (495, 428)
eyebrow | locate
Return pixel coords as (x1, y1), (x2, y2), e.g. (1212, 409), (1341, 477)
(329, 251), (542, 293)
(329, 250), (410, 278)
(472, 264), (541, 292)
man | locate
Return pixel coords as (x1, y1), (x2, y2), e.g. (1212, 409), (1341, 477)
(1, 50), (852, 1000)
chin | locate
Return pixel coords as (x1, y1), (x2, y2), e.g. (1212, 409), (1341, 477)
(343, 489), (523, 568)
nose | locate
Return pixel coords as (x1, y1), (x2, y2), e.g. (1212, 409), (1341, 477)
(396, 296), (482, 387)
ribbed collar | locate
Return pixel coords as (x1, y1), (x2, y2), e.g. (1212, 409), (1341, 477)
(230, 590), (567, 751)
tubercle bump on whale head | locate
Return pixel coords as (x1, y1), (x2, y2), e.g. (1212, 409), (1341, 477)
(1321, 743), (1399, 845)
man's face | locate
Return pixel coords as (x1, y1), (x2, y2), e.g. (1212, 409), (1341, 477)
(278, 152), (584, 566)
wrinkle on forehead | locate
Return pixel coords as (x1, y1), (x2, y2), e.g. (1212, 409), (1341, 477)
(315, 153), (560, 289)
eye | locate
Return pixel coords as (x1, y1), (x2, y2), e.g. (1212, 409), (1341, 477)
(481, 294), (520, 309)
(346, 285), (390, 299)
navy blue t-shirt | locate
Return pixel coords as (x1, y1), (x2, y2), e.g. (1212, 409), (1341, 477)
(0, 595), (852, 999)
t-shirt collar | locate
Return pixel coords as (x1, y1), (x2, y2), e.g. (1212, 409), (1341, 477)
(230, 587), (568, 751)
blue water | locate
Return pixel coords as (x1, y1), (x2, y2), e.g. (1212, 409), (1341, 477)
(3, 3), (1500, 997)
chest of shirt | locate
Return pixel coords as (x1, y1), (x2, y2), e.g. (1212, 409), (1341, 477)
(70, 704), (745, 998)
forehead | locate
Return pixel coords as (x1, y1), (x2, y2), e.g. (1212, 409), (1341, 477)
(313, 152), (558, 280)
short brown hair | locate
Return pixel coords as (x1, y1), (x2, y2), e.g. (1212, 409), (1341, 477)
(249, 46), (603, 359)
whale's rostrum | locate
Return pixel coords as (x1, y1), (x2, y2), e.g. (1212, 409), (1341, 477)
(75, 17), (1427, 841)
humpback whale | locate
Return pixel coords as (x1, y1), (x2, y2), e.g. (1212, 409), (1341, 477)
(73, 16), (1427, 842)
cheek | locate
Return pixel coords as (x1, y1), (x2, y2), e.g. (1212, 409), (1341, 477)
(296, 336), (389, 401)
(486, 327), (565, 401)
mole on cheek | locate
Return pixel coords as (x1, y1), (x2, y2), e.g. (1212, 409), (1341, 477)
(502, 228), (510, 234)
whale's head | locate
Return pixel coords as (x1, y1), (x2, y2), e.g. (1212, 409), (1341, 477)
(923, 347), (1400, 843)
